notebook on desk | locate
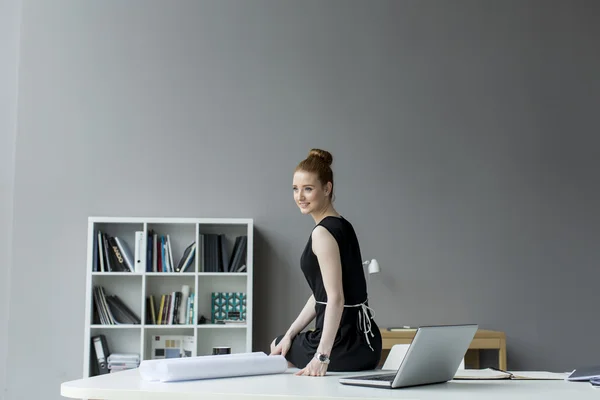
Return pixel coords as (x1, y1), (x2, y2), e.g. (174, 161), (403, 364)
(454, 368), (569, 381)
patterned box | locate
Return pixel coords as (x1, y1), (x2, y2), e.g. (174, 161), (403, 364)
(211, 292), (246, 323)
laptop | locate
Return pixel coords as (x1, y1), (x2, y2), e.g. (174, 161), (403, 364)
(339, 324), (478, 389)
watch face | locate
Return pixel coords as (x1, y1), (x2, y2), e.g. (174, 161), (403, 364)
(318, 354), (327, 362)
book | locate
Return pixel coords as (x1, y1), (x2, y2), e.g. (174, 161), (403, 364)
(454, 368), (570, 380)
(93, 286), (140, 325)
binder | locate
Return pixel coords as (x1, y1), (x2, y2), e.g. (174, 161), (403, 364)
(91, 335), (110, 375)
(134, 231), (144, 273)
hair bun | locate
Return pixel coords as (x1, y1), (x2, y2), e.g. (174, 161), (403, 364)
(308, 148), (333, 166)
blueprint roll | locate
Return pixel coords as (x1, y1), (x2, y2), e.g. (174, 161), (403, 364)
(139, 352), (288, 382)
(138, 359), (163, 382)
(139, 352), (265, 382)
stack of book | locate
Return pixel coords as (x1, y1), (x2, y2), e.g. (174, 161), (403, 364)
(108, 353), (140, 373)
(93, 286), (140, 325)
(93, 231), (135, 272)
(146, 284), (194, 325)
(200, 234), (247, 272)
(146, 231), (196, 273)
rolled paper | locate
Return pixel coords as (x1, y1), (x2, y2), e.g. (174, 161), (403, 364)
(139, 352), (287, 382)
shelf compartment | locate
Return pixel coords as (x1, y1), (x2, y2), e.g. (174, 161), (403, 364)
(89, 327), (141, 358)
(145, 274), (196, 325)
(195, 275), (247, 324)
(143, 326), (195, 360)
(91, 275), (143, 326)
(146, 222), (197, 273)
(92, 222), (143, 273)
(197, 223), (248, 273)
(195, 327), (247, 356)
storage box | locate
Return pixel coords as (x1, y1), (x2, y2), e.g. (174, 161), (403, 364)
(211, 292), (246, 323)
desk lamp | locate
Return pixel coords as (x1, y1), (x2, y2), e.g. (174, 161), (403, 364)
(362, 259), (380, 288)
(362, 259), (380, 275)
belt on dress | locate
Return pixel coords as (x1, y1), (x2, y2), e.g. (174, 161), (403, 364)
(315, 299), (376, 351)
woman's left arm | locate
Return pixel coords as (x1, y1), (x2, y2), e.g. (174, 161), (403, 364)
(296, 226), (344, 376)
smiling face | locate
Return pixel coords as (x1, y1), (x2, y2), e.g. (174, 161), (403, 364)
(293, 170), (331, 215)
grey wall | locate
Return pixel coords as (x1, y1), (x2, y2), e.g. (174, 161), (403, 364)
(0, 0), (21, 398)
(6, 0), (600, 398)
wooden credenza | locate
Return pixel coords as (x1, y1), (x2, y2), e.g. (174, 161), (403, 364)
(380, 328), (507, 370)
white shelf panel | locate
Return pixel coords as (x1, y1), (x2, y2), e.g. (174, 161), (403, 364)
(144, 325), (196, 329)
(92, 272), (143, 276)
(141, 324), (246, 329)
(90, 325), (141, 329)
(195, 328), (247, 356)
(198, 273), (247, 277)
(146, 272), (195, 277)
(197, 324), (247, 329)
(88, 217), (253, 225)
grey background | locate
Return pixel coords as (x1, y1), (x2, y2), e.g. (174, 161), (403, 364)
(0, 0), (20, 398)
(2, 1), (600, 399)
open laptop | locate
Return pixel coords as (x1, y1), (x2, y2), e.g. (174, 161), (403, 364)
(339, 324), (478, 389)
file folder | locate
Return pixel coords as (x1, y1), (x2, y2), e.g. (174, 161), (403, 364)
(91, 335), (110, 375)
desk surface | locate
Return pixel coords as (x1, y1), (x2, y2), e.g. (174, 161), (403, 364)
(61, 368), (598, 400)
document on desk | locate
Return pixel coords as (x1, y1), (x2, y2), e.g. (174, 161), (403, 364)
(139, 352), (288, 382)
(454, 368), (570, 380)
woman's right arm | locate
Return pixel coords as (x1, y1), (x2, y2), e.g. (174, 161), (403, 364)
(270, 295), (316, 356)
(285, 295), (316, 339)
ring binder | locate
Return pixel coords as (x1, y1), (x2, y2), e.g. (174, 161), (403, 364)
(91, 335), (110, 375)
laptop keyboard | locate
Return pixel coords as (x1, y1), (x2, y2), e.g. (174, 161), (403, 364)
(362, 373), (396, 381)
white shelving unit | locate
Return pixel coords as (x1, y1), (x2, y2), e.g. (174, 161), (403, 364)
(83, 217), (253, 378)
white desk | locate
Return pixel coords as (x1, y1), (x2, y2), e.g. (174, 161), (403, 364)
(61, 369), (598, 400)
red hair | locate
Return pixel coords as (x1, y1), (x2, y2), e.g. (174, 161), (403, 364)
(295, 148), (334, 199)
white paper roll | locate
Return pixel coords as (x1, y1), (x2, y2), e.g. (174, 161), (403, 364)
(140, 352), (287, 382)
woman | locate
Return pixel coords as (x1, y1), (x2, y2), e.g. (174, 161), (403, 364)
(270, 148), (382, 376)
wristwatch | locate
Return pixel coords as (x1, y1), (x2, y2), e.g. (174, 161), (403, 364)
(315, 352), (330, 364)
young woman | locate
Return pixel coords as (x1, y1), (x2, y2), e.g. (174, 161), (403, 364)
(270, 148), (382, 376)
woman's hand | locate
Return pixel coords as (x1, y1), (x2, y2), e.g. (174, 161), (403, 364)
(295, 357), (328, 377)
(270, 335), (292, 357)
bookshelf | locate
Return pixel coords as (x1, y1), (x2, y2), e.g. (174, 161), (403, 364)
(83, 217), (253, 377)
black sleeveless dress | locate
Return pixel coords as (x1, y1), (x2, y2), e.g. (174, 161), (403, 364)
(275, 216), (382, 371)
